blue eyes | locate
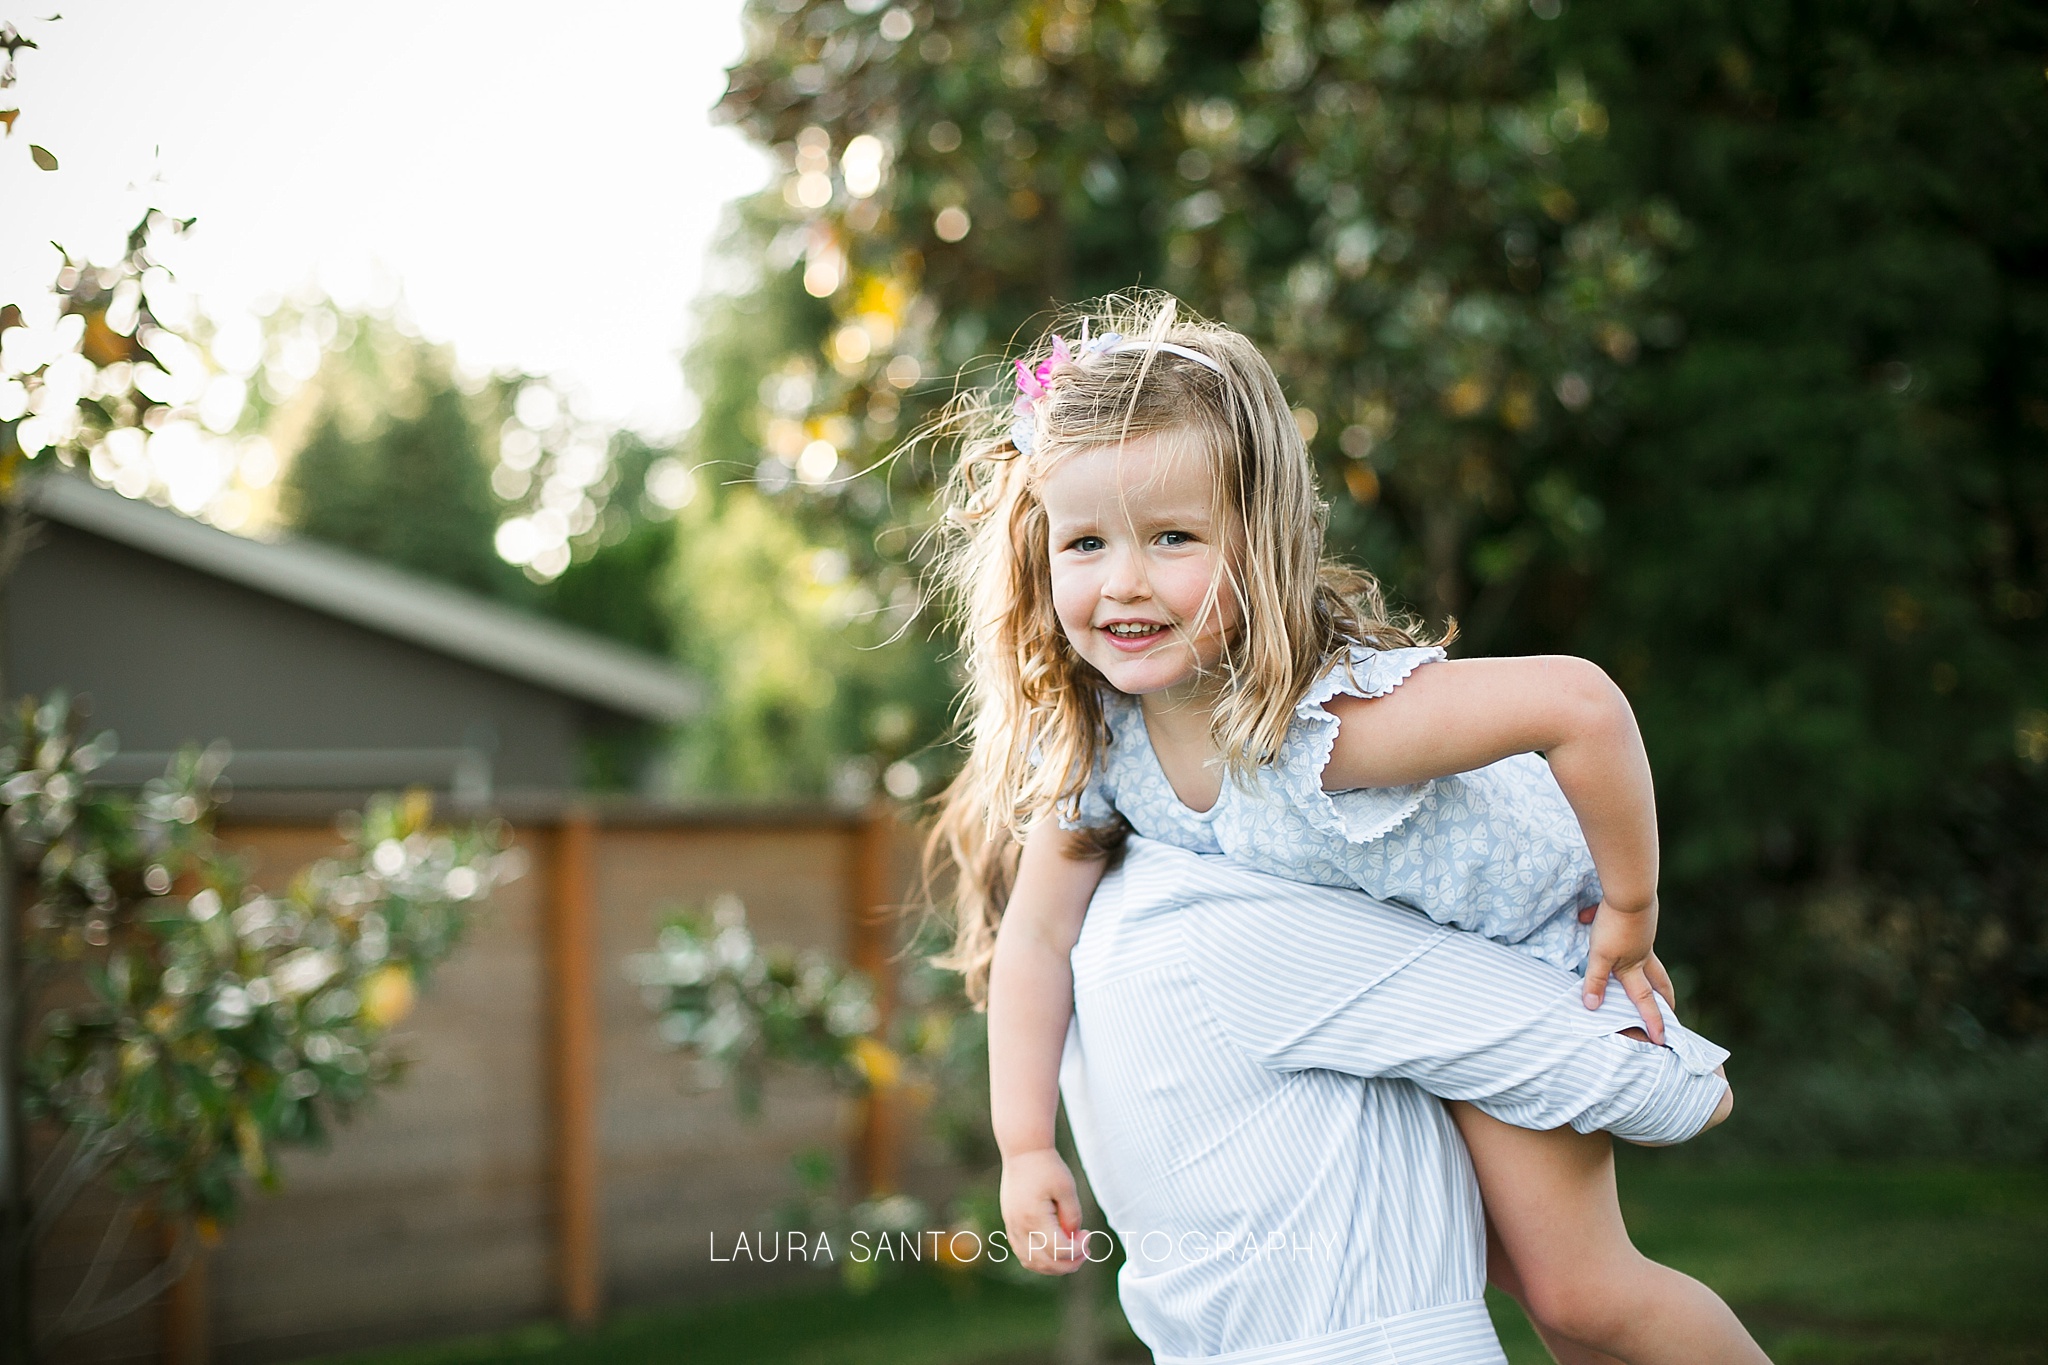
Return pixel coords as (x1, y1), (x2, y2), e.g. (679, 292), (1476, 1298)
(1065, 532), (1195, 552)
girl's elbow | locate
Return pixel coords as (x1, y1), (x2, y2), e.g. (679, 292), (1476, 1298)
(1559, 654), (1619, 700)
(1558, 657), (1632, 736)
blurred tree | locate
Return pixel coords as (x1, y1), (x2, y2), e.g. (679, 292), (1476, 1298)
(664, 219), (956, 804)
(0, 90), (516, 1347)
(1, 699), (512, 1353)
(1528, 0), (2048, 1053)
(706, 0), (2047, 1066)
(277, 328), (528, 602)
(697, 0), (1663, 812)
(259, 311), (696, 794)
(1, 193), (205, 1358)
(540, 434), (677, 657)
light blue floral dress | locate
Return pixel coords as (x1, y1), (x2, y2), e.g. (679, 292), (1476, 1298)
(1062, 641), (1729, 1076)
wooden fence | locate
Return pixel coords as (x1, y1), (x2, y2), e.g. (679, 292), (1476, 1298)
(41, 800), (928, 1365)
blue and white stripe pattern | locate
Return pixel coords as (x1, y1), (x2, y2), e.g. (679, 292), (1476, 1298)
(1058, 839), (1730, 1365)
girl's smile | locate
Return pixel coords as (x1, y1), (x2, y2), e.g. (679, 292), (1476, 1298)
(1039, 430), (1239, 704)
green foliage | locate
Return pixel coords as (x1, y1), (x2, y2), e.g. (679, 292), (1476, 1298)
(539, 435), (678, 657)
(698, 0), (1678, 795)
(632, 902), (1016, 1287)
(703, 0), (2048, 1063)
(0, 208), (197, 484)
(279, 332), (527, 601)
(315, 1272), (1122, 1365)
(1681, 1044), (2048, 1165)
(2, 694), (518, 1230)
(1523, 0), (2048, 1053)
(666, 239), (956, 803)
(629, 892), (879, 1114)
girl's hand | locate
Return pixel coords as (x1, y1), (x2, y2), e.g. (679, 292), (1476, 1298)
(1579, 898), (1673, 1044)
(1000, 1147), (1087, 1275)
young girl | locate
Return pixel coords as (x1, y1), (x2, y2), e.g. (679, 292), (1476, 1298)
(928, 295), (1766, 1365)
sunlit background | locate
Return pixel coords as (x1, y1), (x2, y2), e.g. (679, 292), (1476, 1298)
(0, 2), (2043, 1360)
(0, 0), (763, 458)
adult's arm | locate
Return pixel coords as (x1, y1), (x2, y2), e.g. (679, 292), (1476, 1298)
(1143, 841), (1730, 1145)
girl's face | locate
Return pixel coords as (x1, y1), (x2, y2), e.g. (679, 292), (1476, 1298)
(1039, 429), (1239, 703)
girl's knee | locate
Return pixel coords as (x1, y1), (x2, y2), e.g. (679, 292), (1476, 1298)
(1516, 1256), (1641, 1347)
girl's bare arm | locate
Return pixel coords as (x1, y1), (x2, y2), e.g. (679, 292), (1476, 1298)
(987, 818), (1109, 1272)
(1322, 655), (1669, 1034)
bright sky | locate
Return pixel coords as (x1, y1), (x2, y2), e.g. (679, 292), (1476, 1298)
(0, 1), (769, 438)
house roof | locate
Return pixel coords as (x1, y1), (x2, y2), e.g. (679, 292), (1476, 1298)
(27, 475), (702, 724)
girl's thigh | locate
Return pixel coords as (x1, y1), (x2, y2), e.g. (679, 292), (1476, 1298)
(1449, 1101), (1634, 1269)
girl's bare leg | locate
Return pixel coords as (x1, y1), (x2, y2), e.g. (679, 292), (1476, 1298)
(1451, 1102), (1769, 1365)
(1485, 1216), (1628, 1365)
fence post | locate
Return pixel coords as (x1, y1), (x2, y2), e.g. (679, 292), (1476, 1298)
(847, 805), (899, 1195)
(545, 810), (602, 1325)
(160, 1227), (207, 1365)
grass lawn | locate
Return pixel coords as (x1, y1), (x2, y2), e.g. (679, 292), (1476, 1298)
(320, 1163), (2046, 1365)
(1492, 1160), (2046, 1364)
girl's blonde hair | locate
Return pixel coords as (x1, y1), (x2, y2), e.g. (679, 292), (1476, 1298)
(924, 292), (1432, 1006)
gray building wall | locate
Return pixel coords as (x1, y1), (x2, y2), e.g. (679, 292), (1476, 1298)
(6, 520), (591, 793)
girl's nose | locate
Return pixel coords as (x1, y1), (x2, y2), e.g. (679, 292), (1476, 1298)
(1101, 545), (1150, 602)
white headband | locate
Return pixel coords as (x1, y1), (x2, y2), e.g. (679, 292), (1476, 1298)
(1009, 330), (1224, 454)
(1100, 337), (1225, 374)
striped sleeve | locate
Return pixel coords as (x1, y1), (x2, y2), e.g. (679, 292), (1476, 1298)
(1175, 856), (1729, 1146)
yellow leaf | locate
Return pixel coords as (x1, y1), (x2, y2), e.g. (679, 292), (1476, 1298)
(400, 787), (433, 834)
(1499, 384), (1537, 432)
(29, 143), (57, 171)
(1441, 377), (1490, 418)
(1344, 463), (1380, 506)
(80, 309), (142, 367)
(934, 1224), (981, 1267)
(234, 1112), (268, 1181)
(849, 1036), (901, 1089)
(361, 963), (417, 1028)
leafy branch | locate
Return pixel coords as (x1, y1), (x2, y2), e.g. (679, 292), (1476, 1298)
(2, 693), (522, 1346)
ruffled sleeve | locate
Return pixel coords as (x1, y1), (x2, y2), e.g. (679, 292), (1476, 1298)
(1270, 643), (1448, 846)
(1051, 702), (1123, 832)
(1056, 768), (1118, 831)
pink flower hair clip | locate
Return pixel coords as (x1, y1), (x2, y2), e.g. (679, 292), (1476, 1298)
(1012, 335), (1071, 418)
(1008, 324), (1218, 454)
(1011, 331), (1118, 454)
(1008, 334), (1068, 455)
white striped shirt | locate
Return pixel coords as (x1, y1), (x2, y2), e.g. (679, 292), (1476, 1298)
(1058, 838), (1730, 1365)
